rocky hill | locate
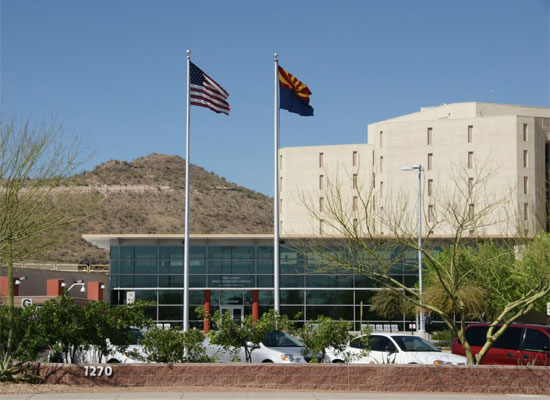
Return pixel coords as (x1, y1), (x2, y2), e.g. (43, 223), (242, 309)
(36, 154), (273, 264)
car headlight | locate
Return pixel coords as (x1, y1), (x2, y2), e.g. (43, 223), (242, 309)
(433, 360), (460, 365)
(281, 353), (303, 362)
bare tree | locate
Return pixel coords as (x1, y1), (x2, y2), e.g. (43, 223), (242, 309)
(0, 114), (87, 352)
(298, 165), (550, 364)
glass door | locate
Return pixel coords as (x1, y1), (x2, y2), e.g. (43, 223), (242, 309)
(219, 305), (244, 324)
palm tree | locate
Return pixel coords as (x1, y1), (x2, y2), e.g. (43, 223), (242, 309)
(370, 289), (413, 332)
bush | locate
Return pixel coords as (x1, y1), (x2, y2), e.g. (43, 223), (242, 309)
(140, 328), (213, 363)
(431, 329), (453, 347)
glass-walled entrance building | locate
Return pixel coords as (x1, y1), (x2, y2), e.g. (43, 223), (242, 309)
(83, 234), (419, 331)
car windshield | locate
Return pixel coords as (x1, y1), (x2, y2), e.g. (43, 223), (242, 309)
(262, 330), (304, 347)
(391, 336), (440, 352)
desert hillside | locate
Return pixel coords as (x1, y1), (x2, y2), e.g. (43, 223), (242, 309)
(35, 154), (273, 264)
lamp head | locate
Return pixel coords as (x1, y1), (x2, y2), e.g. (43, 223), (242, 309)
(401, 164), (422, 171)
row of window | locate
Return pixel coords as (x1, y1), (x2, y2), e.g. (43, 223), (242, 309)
(418, 123), (530, 146)
(310, 125), (531, 190)
(110, 274), (419, 289)
(113, 289), (386, 307)
(111, 245), (276, 260)
(279, 150), (362, 171)
(317, 151), (359, 168)
(134, 305), (394, 326)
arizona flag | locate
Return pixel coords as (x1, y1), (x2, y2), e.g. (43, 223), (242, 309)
(278, 66), (314, 116)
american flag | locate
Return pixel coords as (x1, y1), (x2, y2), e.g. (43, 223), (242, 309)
(190, 62), (230, 115)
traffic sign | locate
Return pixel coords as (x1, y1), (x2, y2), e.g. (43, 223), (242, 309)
(21, 298), (33, 308)
(126, 291), (135, 304)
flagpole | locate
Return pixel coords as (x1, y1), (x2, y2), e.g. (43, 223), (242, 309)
(183, 49), (191, 332)
(273, 53), (280, 312)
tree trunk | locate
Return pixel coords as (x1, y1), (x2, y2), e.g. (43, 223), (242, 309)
(7, 237), (15, 353)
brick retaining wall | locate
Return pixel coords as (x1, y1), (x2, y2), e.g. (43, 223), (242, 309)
(35, 363), (550, 395)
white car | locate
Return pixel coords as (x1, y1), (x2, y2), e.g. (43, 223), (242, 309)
(327, 333), (467, 365)
(82, 328), (147, 364)
(205, 330), (307, 363)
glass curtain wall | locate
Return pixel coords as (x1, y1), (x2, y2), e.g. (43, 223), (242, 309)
(109, 244), (419, 330)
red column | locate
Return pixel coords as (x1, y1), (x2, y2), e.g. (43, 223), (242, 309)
(203, 290), (211, 333)
(87, 282), (104, 301)
(0, 276), (19, 296)
(252, 290), (259, 322)
(46, 279), (64, 296)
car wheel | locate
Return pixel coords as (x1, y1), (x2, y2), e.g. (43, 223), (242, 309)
(262, 360), (273, 363)
(107, 359), (120, 363)
(332, 360), (345, 364)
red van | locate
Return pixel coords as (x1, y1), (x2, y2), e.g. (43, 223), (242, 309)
(452, 323), (550, 365)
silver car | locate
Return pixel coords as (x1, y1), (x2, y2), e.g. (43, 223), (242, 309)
(205, 330), (307, 363)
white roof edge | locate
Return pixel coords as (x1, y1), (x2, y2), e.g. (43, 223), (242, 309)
(82, 233), (519, 251)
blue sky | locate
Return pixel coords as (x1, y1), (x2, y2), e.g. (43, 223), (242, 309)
(2, 0), (549, 196)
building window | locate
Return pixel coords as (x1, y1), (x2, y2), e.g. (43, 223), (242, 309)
(353, 174), (358, 189)
(319, 220), (324, 235)
(468, 152), (474, 169)
(380, 181), (383, 195)
(379, 131), (383, 147)
(280, 176), (283, 191)
(353, 196), (358, 211)
(427, 153), (433, 171)
(468, 177), (474, 196)
(319, 197), (324, 213)
(372, 196), (376, 210)
(428, 205), (433, 223)
(372, 173), (376, 188)
(353, 218), (358, 231)
(379, 156), (383, 173)
(372, 150), (375, 165)
(427, 179), (433, 197)
(468, 125), (473, 143)
(469, 204), (474, 220)
(280, 154), (283, 170)
(427, 127), (432, 145)
(319, 175), (324, 190)
(523, 124), (528, 141)
(280, 198), (283, 211)
(353, 151), (358, 167)
(523, 150), (528, 168)
(319, 152), (324, 168)
(524, 203), (529, 220)
(523, 176), (528, 195)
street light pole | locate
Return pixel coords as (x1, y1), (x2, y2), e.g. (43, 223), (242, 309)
(401, 164), (424, 333)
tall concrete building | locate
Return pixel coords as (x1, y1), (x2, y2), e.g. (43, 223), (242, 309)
(280, 102), (550, 237)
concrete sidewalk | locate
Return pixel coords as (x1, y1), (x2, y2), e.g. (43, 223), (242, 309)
(1, 392), (548, 400)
